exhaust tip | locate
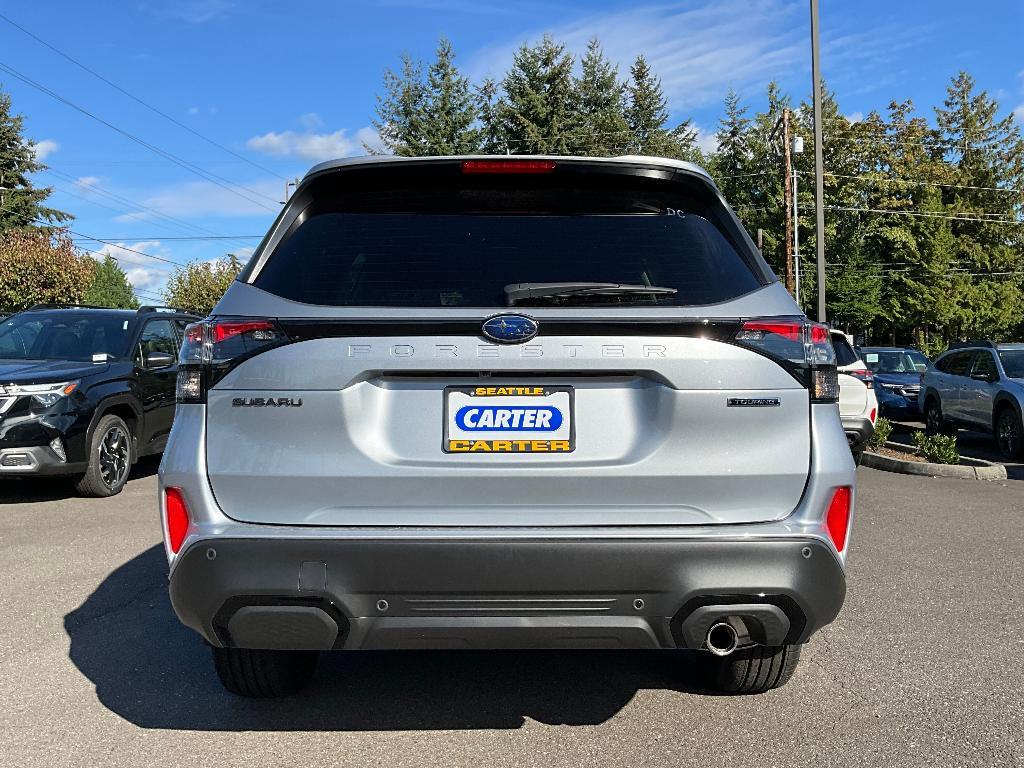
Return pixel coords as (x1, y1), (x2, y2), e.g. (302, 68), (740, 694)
(705, 621), (739, 656)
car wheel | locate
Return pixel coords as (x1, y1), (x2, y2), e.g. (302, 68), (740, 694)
(75, 414), (134, 497)
(924, 399), (952, 436)
(702, 643), (802, 694)
(852, 449), (864, 466)
(996, 408), (1023, 460)
(212, 647), (319, 698)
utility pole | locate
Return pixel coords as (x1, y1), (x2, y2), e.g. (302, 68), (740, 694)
(792, 135), (804, 307)
(810, 0), (827, 323)
(782, 108), (794, 295)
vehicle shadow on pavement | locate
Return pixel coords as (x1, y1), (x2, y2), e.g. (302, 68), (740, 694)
(65, 545), (714, 731)
(0, 456), (161, 504)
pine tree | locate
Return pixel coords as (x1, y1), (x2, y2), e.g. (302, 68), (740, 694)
(712, 89), (754, 211)
(571, 39), (628, 155)
(418, 39), (480, 155)
(935, 71), (1024, 339)
(371, 54), (428, 156)
(495, 35), (576, 154)
(84, 254), (139, 309)
(0, 89), (70, 230)
(476, 77), (503, 154)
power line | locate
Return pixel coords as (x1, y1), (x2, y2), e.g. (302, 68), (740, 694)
(42, 168), (258, 250)
(0, 12), (287, 182)
(822, 172), (1022, 195)
(0, 60), (280, 211)
(825, 205), (1024, 224)
(72, 235), (261, 242)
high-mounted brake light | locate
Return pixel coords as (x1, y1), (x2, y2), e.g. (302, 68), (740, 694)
(461, 159), (557, 174)
(164, 487), (191, 554)
(825, 486), (852, 552)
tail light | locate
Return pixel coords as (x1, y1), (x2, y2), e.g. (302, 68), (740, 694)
(164, 487), (191, 554)
(847, 367), (874, 389)
(734, 319), (839, 402)
(177, 317), (286, 403)
(825, 486), (852, 552)
(869, 407), (877, 424)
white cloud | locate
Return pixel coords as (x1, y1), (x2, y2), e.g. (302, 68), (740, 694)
(152, 0), (236, 23)
(75, 176), (101, 189)
(111, 178), (282, 221)
(89, 241), (172, 294)
(33, 139), (59, 161)
(246, 125), (378, 162)
(1014, 104), (1024, 126)
(188, 106), (200, 115)
(694, 126), (719, 154)
(845, 111), (864, 124)
(469, 0), (807, 111)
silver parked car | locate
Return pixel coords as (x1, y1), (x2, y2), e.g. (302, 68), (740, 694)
(920, 340), (1024, 458)
(159, 155), (856, 697)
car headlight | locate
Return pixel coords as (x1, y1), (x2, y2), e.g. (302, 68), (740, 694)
(5, 381), (79, 408)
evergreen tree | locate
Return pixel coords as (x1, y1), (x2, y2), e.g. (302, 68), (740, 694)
(371, 54), (428, 156)
(571, 39), (629, 155)
(84, 254), (139, 309)
(476, 77), (503, 154)
(0, 88), (70, 230)
(712, 89), (754, 211)
(623, 55), (696, 158)
(495, 35), (576, 154)
(419, 39), (481, 155)
(935, 71), (1024, 339)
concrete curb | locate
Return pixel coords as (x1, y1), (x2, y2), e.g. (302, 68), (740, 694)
(863, 441), (1007, 480)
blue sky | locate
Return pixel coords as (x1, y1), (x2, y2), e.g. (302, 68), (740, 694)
(2, 0), (1022, 301)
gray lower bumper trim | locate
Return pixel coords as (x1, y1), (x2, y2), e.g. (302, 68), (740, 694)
(169, 536), (846, 651)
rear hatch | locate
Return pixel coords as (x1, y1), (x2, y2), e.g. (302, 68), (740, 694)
(197, 157), (821, 527)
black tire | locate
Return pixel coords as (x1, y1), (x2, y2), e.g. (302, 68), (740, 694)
(703, 644), (802, 694)
(74, 414), (133, 497)
(924, 398), (953, 437)
(852, 449), (864, 466)
(212, 646), (319, 698)
(995, 407), (1024, 460)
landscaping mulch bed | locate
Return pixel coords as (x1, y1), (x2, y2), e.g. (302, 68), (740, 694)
(869, 444), (928, 463)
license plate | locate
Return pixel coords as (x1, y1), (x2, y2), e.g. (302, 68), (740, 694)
(443, 385), (574, 453)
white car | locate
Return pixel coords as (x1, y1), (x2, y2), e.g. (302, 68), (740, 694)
(831, 330), (878, 464)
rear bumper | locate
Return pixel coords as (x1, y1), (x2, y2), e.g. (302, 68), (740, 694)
(168, 535), (846, 651)
(841, 415), (874, 451)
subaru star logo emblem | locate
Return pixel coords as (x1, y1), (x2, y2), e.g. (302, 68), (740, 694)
(481, 314), (539, 344)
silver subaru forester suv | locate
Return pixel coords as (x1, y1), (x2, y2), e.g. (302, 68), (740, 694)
(159, 156), (855, 697)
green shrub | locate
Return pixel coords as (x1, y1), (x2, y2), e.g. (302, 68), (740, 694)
(911, 431), (960, 464)
(870, 417), (892, 448)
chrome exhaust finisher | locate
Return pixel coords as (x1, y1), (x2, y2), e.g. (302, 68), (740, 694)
(705, 621), (740, 656)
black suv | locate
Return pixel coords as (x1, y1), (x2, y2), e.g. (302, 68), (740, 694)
(0, 305), (198, 496)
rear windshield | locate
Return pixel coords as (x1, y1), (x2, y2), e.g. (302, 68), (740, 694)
(999, 350), (1024, 378)
(251, 172), (765, 308)
(831, 335), (859, 367)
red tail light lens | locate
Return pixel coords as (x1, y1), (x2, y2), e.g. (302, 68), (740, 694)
(847, 368), (874, 389)
(825, 486), (852, 552)
(734, 319), (838, 402)
(165, 487), (191, 554)
(870, 407), (877, 423)
(461, 159), (557, 174)
(177, 317), (286, 403)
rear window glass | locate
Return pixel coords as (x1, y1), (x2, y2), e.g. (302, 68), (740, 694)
(831, 335), (859, 367)
(998, 350), (1024, 378)
(250, 173), (765, 308)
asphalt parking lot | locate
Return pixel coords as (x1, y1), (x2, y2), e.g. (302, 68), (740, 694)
(1, 462), (1021, 767)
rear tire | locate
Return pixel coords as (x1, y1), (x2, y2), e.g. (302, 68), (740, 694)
(924, 398), (953, 437)
(995, 407), (1023, 460)
(212, 646), (319, 697)
(74, 414), (133, 497)
(703, 643), (802, 694)
(852, 449), (864, 466)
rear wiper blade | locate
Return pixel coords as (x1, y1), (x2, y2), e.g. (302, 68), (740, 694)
(504, 282), (677, 306)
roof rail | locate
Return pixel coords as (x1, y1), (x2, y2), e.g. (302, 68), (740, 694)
(27, 303), (112, 311)
(138, 305), (197, 315)
(947, 340), (996, 351)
